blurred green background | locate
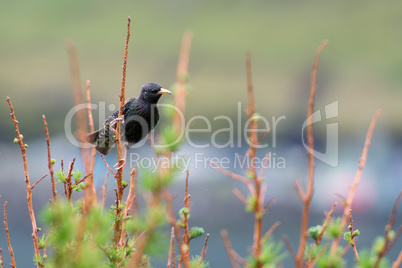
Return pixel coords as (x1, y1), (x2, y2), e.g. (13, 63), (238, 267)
(1, 0), (402, 139)
(1, 1), (402, 267)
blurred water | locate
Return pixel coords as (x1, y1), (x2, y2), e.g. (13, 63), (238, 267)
(0, 133), (401, 267)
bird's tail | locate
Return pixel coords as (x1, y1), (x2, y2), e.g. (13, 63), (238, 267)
(85, 130), (99, 143)
(82, 129), (115, 155)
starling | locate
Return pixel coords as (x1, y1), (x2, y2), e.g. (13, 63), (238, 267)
(85, 82), (172, 155)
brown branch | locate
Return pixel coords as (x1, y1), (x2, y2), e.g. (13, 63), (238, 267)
(174, 31), (193, 133)
(306, 245), (329, 268)
(43, 115), (57, 201)
(221, 229), (240, 268)
(101, 155), (116, 177)
(200, 233), (210, 262)
(232, 188), (248, 205)
(258, 152), (271, 180)
(210, 161), (250, 185)
(4, 202), (16, 268)
(168, 227), (176, 268)
(282, 234), (297, 263)
(72, 173), (92, 187)
(67, 42), (90, 178)
(65, 157), (76, 202)
(7, 97), (42, 267)
(293, 179), (306, 201)
(348, 209), (359, 264)
(262, 221), (281, 243)
(183, 170), (191, 251)
(386, 192), (402, 234)
(258, 183), (268, 212)
(101, 171), (110, 212)
(0, 248), (3, 268)
(113, 16), (131, 246)
(246, 51), (264, 262)
(295, 40), (328, 268)
(375, 192), (402, 267)
(67, 42), (87, 138)
(340, 243), (352, 258)
(263, 197), (276, 212)
(164, 189), (190, 268)
(119, 168), (137, 247)
(84, 79), (97, 208)
(393, 248), (402, 268)
(31, 174), (48, 190)
(331, 109), (381, 255)
(316, 202), (337, 245)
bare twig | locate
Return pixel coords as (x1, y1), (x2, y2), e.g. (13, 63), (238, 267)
(113, 16), (131, 246)
(386, 192), (402, 234)
(258, 152), (271, 180)
(316, 202), (337, 245)
(262, 221), (281, 243)
(293, 179), (306, 201)
(232, 188), (248, 205)
(331, 109), (381, 255)
(7, 97), (42, 267)
(167, 227), (176, 268)
(200, 233), (210, 262)
(263, 197), (276, 211)
(72, 173), (92, 187)
(295, 40), (328, 268)
(0, 248), (4, 268)
(221, 229), (240, 268)
(65, 157), (76, 201)
(101, 155), (116, 177)
(246, 51), (264, 262)
(183, 170), (191, 251)
(340, 243), (352, 258)
(119, 168), (137, 247)
(31, 174), (48, 190)
(84, 79), (97, 208)
(375, 192), (402, 267)
(67, 42), (87, 141)
(393, 248), (402, 268)
(348, 209), (360, 263)
(210, 161), (249, 184)
(163, 189), (190, 268)
(4, 202), (16, 268)
(283, 234), (297, 264)
(173, 31), (193, 133)
(43, 115), (57, 201)
(306, 245), (329, 268)
(101, 171), (110, 212)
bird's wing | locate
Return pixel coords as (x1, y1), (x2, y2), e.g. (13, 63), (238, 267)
(122, 96), (137, 115)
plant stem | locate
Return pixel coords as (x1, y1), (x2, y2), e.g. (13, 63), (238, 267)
(295, 40), (328, 268)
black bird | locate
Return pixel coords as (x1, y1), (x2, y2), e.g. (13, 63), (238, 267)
(85, 82), (171, 155)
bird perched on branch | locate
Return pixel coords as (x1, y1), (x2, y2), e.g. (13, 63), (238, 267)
(85, 82), (172, 155)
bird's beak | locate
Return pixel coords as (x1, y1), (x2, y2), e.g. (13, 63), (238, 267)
(158, 88), (172, 95)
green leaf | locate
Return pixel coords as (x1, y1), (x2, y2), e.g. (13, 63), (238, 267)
(308, 225), (322, 240)
(246, 196), (257, 212)
(189, 227), (205, 239)
(73, 169), (82, 182)
(353, 229), (360, 237)
(179, 207), (190, 217)
(55, 170), (66, 183)
(343, 232), (351, 242)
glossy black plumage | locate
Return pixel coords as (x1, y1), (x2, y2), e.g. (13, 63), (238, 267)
(85, 82), (171, 155)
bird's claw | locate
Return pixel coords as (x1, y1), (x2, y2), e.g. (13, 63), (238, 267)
(110, 115), (125, 129)
(113, 158), (126, 170)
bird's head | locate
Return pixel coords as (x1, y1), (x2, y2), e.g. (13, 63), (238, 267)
(140, 82), (172, 103)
